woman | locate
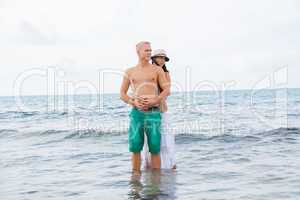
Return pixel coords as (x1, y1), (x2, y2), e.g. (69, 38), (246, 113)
(141, 49), (176, 170)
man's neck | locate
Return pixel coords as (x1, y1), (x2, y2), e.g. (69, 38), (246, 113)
(137, 60), (149, 68)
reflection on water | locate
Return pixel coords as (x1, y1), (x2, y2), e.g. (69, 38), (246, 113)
(128, 170), (177, 200)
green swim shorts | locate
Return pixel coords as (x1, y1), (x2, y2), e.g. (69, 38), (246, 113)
(128, 107), (161, 154)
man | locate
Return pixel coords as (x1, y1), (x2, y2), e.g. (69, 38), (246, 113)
(120, 41), (170, 173)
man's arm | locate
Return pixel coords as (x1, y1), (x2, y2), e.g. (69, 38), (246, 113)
(120, 69), (135, 106)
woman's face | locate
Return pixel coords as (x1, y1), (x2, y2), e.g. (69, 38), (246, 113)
(153, 56), (166, 67)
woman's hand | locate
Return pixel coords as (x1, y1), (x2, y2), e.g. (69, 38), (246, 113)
(142, 96), (160, 107)
(133, 98), (149, 111)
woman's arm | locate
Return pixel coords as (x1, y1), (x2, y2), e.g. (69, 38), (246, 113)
(165, 72), (171, 83)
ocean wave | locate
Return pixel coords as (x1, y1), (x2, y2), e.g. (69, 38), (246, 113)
(0, 111), (40, 119)
(0, 129), (19, 138)
(175, 133), (262, 144)
(63, 129), (126, 139)
(33, 128), (126, 139)
(39, 129), (67, 136)
(1, 127), (299, 145)
(173, 127), (299, 144)
(260, 127), (300, 137)
(288, 113), (300, 117)
(0, 128), (18, 133)
(0, 110), (69, 120)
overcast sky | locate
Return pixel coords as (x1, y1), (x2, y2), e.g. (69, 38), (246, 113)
(0, 0), (299, 96)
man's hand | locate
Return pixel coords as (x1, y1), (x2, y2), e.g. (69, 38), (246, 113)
(133, 99), (149, 111)
(142, 96), (160, 107)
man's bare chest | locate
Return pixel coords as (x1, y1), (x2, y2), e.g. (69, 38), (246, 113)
(130, 70), (157, 84)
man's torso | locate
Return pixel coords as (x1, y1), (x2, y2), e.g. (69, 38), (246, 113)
(128, 64), (159, 99)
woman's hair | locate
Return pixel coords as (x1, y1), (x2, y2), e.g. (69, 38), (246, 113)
(152, 58), (169, 73)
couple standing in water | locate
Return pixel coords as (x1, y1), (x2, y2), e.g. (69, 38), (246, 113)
(120, 41), (176, 174)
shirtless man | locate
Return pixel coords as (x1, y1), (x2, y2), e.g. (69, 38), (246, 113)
(120, 41), (170, 173)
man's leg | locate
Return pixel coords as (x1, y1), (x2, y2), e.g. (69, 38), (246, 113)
(145, 110), (162, 170)
(151, 153), (161, 170)
(132, 152), (142, 173)
(128, 108), (144, 173)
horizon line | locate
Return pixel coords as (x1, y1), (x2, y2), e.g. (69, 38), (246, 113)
(0, 87), (298, 98)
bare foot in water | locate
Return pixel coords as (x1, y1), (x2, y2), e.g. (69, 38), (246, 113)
(132, 169), (141, 177)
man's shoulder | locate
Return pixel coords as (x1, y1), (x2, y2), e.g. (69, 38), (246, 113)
(124, 66), (137, 75)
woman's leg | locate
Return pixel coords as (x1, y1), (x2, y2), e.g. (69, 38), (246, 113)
(160, 112), (176, 169)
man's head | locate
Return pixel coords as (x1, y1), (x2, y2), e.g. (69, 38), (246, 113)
(136, 41), (152, 62)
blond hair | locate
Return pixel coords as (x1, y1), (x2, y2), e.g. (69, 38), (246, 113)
(136, 41), (151, 51)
